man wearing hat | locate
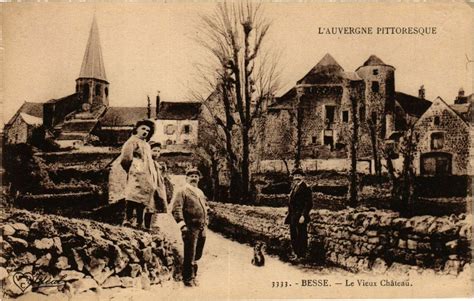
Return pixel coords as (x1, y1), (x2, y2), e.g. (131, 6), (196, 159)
(171, 167), (208, 287)
(284, 168), (313, 260)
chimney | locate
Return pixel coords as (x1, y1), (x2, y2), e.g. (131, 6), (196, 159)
(458, 87), (465, 97)
(418, 85), (425, 99)
(156, 91), (161, 118)
(147, 96), (151, 119)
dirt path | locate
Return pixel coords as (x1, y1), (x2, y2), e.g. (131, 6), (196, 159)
(98, 230), (348, 300)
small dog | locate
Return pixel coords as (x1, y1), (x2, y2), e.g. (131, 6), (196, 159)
(251, 242), (266, 267)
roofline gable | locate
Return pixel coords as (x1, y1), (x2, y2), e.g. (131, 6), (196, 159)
(413, 96), (469, 129)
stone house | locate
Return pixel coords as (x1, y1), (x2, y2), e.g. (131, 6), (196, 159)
(4, 102), (43, 144)
(154, 101), (202, 147)
(413, 97), (470, 175)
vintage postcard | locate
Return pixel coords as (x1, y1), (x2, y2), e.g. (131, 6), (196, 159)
(1, 0), (473, 300)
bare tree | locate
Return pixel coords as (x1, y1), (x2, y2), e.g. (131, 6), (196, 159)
(382, 119), (419, 216)
(194, 2), (280, 203)
(348, 91), (359, 207)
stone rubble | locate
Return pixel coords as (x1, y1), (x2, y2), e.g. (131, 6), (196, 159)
(0, 209), (182, 298)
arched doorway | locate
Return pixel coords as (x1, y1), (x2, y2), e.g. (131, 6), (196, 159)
(420, 152), (452, 175)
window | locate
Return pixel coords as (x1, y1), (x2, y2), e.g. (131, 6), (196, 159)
(434, 116), (440, 126)
(312, 136), (317, 144)
(183, 125), (191, 134)
(95, 84), (101, 96)
(164, 124), (176, 135)
(371, 81), (380, 93)
(431, 132), (444, 150)
(371, 81), (379, 93)
(166, 139), (173, 145)
(183, 139), (190, 145)
(342, 111), (349, 123)
(105, 87), (109, 97)
(83, 84), (90, 101)
(325, 106), (335, 123)
(373, 69), (379, 75)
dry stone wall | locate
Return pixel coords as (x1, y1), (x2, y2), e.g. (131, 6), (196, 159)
(0, 209), (181, 299)
(209, 202), (471, 274)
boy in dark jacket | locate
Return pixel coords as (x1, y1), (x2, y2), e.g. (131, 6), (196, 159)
(285, 168), (313, 260)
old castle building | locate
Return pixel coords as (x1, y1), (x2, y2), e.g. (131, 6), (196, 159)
(259, 54), (432, 171)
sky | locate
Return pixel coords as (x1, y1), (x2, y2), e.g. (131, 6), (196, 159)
(2, 1), (473, 125)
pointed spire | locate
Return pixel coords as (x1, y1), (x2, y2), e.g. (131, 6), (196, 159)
(78, 16), (108, 82)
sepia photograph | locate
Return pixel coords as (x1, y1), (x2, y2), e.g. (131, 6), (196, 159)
(1, 1), (473, 299)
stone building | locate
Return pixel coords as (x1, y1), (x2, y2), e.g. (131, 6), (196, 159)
(413, 97), (470, 175)
(154, 101), (202, 147)
(261, 54), (414, 161)
(4, 102), (44, 144)
(258, 53), (434, 173)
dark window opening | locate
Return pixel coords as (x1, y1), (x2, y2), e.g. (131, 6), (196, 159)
(183, 139), (189, 145)
(431, 132), (444, 150)
(76, 84), (79, 92)
(325, 106), (335, 123)
(434, 116), (440, 126)
(371, 81), (379, 93)
(324, 136), (334, 150)
(83, 84), (90, 102)
(105, 87), (109, 97)
(183, 125), (191, 134)
(95, 84), (101, 96)
(373, 69), (379, 75)
(342, 111), (349, 123)
(312, 136), (317, 144)
(166, 139), (173, 145)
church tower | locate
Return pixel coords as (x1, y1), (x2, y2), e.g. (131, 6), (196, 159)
(76, 16), (109, 109)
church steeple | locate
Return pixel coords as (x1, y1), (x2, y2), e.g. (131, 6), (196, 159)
(76, 16), (109, 108)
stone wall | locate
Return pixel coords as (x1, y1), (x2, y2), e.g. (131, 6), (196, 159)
(209, 202), (471, 275)
(0, 209), (181, 299)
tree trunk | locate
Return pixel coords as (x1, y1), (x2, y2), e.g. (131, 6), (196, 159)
(241, 126), (251, 203)
(348, 94), (359, 207)
(369, 121), (381, 177)
(295, 107), (303, 169)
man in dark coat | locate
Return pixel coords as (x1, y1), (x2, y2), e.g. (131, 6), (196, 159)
(172, 167), (208, 287)
(284, 168), (313, 260)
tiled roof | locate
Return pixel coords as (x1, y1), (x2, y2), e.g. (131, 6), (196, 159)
(297, 53), (345, 85)
(6, 102), (43, 125)
(356, 55), (394, 70)
(46, 93), (79, 104)
(268, 87), (296, 110)
(156, 102), (202, 120)
(395, 92), (432, 118)
(100, 107), (152, 126)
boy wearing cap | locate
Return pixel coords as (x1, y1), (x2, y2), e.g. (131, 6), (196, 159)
(171, 167), (208, 287)
(284, 168), (313, 260)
